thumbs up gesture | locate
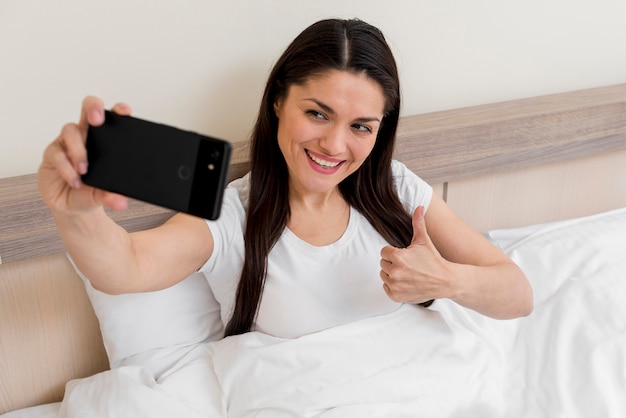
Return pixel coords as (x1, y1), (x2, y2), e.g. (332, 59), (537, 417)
(379, 206), (451, 304)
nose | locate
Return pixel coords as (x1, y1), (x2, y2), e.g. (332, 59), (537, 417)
(319, 126), (347, 156)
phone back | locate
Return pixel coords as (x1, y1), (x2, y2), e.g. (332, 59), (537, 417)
(82, 111), (231, 220)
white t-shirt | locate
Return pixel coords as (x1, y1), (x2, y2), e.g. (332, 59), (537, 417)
(200, 160), (433, 338)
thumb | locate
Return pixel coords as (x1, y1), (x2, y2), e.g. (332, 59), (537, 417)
(94, 189), (129, 211)
(411, 206), (428, 245)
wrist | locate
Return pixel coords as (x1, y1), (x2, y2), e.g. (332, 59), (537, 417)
(442, 260), (471, 304)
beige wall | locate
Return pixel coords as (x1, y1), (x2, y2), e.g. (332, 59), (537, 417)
(1, 0), (626, 178)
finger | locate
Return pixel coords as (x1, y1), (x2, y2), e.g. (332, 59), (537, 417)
(44, 139), (82, 189)
(379, 268), (390, 284)
(379, 258), (394, 277)
(380, 245), (396, 261)
(382, 282), (392, 298)
(59, 123), (89, 176)
(78, 96), (106, 135)
(382, 282), (402, 302)
(96, 190), (129, 211)
(111, 102), (133, 116)
(411, 205), (429, 245)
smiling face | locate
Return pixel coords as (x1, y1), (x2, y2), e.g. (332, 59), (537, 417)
(273, 70), (387, 198)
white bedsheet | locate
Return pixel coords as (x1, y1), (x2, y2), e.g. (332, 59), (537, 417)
(44, 208), (626, 417)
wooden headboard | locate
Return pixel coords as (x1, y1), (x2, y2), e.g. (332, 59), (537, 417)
(1, 83), (626, 264)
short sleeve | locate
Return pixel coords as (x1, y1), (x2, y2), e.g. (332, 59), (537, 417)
(197, 176), (248, 326)
(391, 160), (434, 215)
(198, 178), (247, 275)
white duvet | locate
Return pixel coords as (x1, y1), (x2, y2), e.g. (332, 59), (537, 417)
(56, 208), (626, 417)
(59, 303), (504, 417)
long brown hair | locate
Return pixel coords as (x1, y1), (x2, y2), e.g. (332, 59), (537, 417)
(225, 19), (425, 337)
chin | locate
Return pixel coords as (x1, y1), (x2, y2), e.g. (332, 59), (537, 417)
(298, 173), (344, 194)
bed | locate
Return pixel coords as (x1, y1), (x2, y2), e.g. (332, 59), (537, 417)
(1, 83), (625, 417)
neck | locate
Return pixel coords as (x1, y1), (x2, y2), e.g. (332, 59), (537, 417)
(288, 185), (345, 211)
(286, 184), (351, 247)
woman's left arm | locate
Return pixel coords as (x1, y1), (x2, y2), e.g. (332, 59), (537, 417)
(380, 193), (533, 319)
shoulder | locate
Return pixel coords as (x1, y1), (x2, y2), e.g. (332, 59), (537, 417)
(225, 172), (251, 210)
(208, 172), (250, 226)
(390, 160), (434, 213)
(391, 159), (425, 181)
(199, 174), (248, 273)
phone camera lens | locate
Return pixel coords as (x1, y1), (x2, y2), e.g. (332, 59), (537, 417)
(178, 165), (191, 181)
(211, 150), (220, 161)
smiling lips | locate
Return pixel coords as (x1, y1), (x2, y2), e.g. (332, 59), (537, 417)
(305, 149), (345, 172)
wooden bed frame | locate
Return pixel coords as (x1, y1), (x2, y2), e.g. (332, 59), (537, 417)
(1, 83), (625, 413)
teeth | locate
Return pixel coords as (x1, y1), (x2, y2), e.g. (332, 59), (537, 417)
(307, 150), (341, 168)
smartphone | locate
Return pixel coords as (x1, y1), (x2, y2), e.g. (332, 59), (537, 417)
(82, 111), (232, 220)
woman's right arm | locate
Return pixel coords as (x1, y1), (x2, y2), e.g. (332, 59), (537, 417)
(38, 97), (214, 294)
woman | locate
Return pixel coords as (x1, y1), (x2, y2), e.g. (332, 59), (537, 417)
(39, 19), (532, 339)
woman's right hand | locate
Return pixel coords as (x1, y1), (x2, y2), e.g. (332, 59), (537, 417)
(38, 96), (131, 214)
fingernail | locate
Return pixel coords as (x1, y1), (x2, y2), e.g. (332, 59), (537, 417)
(78, 162), (88, 175)
(90, 109), (103, 125)
(72, 179), (81, 189)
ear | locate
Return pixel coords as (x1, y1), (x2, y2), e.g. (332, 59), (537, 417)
(273, 98), (282, 119)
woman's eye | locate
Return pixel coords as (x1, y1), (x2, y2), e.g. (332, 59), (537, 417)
(352, 124), (372, 134)
(307, 110), (327, 120)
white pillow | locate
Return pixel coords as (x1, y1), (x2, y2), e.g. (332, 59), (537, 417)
(67, 255), (223, 375)
(480, 207), (626, 414)
(484, 222), (550, 251)
(483, 209), (624, 252)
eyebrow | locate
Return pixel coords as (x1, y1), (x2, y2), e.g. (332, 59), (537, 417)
(304, 98), (382, 123)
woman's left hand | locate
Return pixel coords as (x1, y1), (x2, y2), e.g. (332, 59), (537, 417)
(379, 206), (453, 304)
